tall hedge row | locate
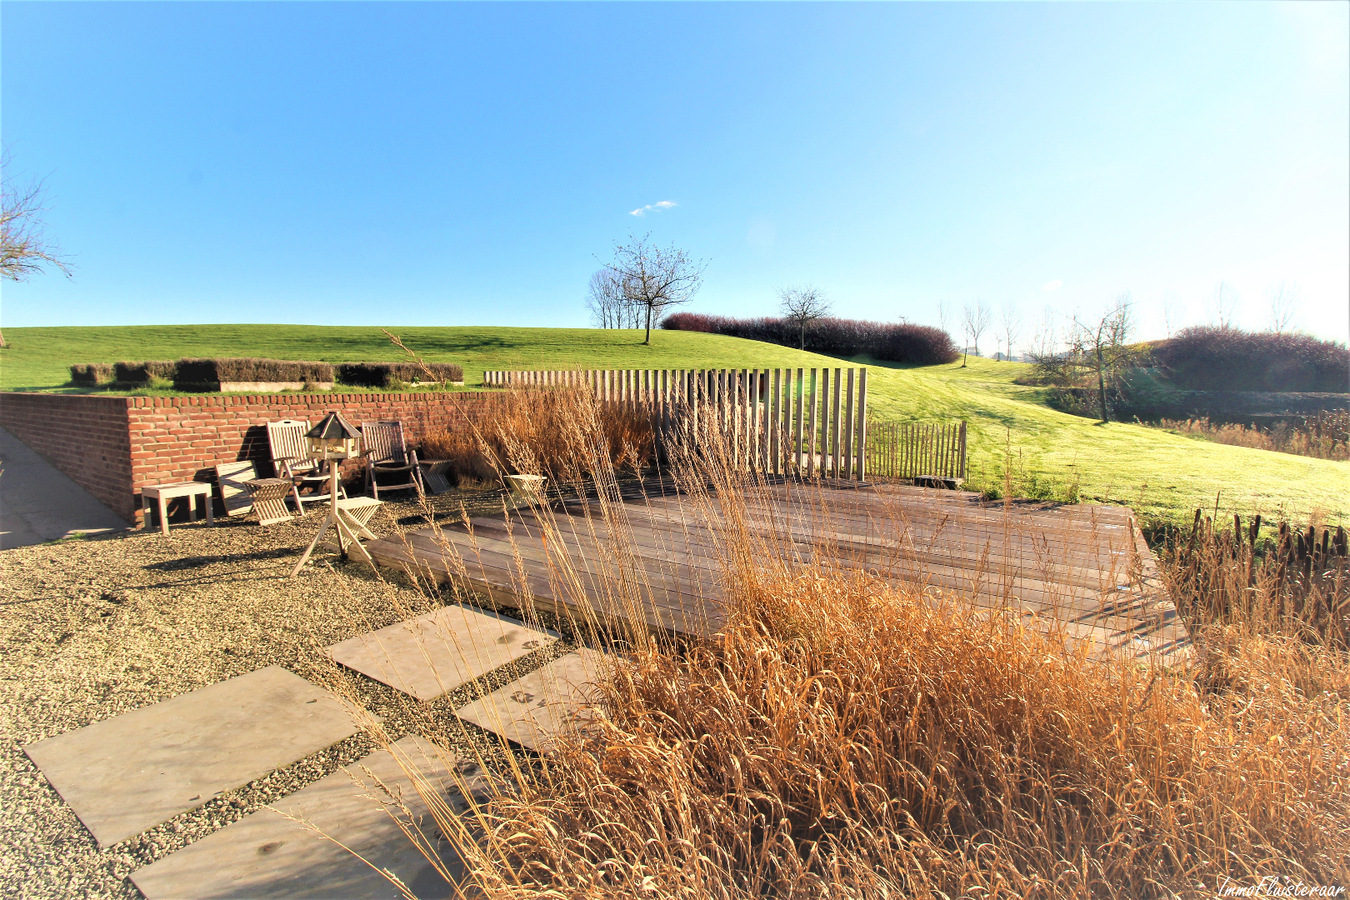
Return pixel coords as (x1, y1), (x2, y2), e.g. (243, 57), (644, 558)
(661, 312), (959, 365)
(114, 360), (176, 384)
(174, 358), (334, 388)
(1153, 328), (1349, 393)
(336, 362), (463, 388)
(69, 363), (114, 386)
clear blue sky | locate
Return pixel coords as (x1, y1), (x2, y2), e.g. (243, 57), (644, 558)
(3, 1), (1347, 349)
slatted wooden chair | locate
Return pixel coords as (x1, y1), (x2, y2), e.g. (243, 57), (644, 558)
(361, 421), (424, 499)
(266, 419), (345, 513)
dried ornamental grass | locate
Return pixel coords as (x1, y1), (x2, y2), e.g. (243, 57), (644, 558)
(343, 390), (1349, 900)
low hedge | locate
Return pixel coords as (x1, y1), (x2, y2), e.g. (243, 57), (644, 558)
(661, 312), (959, 365)
(69, 363), (114, 386)
(114, 360), (177, 385)
(173, 358), (334, 390)
(336, 362), (463, 388)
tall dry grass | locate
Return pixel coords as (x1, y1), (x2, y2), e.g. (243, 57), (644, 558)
(1159, 413), (1350, 461)
(415, 387), (658, 486)
(345, 389), (1350, 899)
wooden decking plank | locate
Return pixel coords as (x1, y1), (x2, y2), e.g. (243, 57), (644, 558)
(365, 481), (1186, 662)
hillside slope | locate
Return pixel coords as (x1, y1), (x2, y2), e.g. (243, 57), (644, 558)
(2, 325), (1345, 526)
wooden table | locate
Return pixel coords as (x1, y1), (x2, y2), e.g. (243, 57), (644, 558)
(141, 482), (214, 536)
(418, 459), (455, 495)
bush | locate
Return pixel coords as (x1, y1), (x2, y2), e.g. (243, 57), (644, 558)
(336, 362), (463, 389)
(173, 358), (334, 389)
(113, 360), (177, 385)
(662, 312), (959, 365)
(1153, 327), (1349, 392)
(68, 363), (114, 386)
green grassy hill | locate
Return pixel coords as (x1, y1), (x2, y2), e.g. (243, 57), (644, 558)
(2, 324), (1346, 527)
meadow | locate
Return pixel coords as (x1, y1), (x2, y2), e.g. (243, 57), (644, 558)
(1, 324), (1346, 528)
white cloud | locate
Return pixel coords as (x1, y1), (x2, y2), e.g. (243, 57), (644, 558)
(1042, 279), (1063, 292)
(629, 200), (677, 217)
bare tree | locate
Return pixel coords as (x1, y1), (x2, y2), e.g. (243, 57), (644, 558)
(585, 269), (630, 329)
(1027, 306), (1060, 361)
(2, 156), (73, 347)
(1267, 281), (1302, 334)
(960, 300), (991, 365)
(1210, 280), (1240, 330)
(1162, 291), (1182, 338)
(1071, 293), (1135, 423)
(605, 234), (707, 345)
(998, 301), (1022, 361)
(937, 300), (951, 336)
(777, 284), (831, 350)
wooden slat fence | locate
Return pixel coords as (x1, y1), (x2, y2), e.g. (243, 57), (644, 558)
(865, 421), (967, 482)
(483, 367), (869, 480)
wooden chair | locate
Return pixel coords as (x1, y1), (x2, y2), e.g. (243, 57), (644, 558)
(361, 421), (424, 499)
(214, 460), (259, 516)
(266, 419), (345, 513)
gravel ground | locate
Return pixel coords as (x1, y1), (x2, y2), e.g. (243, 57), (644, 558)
(0, 484), (578, 900)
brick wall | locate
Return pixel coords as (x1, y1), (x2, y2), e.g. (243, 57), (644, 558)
(0, 393), (136, 520)
(1, 391), (492, 524)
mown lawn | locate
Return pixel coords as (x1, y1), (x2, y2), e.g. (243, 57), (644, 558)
(2, 325), (1345, 527)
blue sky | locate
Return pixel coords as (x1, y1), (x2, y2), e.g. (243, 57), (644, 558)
(3, 1), (1348, 349)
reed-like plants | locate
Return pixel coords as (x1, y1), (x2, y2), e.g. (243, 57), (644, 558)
(343, 390), (1350, 899)
(1158, 413), (1350, 461)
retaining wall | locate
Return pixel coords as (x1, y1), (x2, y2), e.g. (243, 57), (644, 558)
(0, 391), (491, 524)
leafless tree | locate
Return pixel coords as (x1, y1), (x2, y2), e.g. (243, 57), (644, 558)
(585, 269), (641, 329)
(605, 233), (707, 345)
(1162, 291), (1182, 338)
(937, 300), (951, 335)
(777, 284), (831, 349)
(998, 301), (1022, 361)
(1027, 306), (1060, 361)
(960, 300), (991, 365)
(1071, 292), (1135, 423)
(1210, 280), (1240, 330)
(1266, 281), (1302, 334)
(2, 156), (73, 347)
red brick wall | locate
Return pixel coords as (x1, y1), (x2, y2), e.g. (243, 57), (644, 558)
(0, 394), (136, 520)
(1, 392), (492, 524)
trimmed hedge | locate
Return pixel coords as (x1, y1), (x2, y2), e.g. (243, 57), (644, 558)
(114, 360), (177, 385)
(1152, 328), (1349, 393)
(69, 363), (114, 386)
(173, 358), (334, 389)
(661, 312), (959, 365)
(336, 362), (464, 388)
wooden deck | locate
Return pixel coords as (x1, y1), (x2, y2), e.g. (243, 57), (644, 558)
(366, 480), (1190, 664)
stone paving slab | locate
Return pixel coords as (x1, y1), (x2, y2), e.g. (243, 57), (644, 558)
(455, 649), (611, 752)
(23, 667), (361, 849)
(327, 605), (558, 701)
(0, 425), (130, 549)
(131, 735), (480, 900)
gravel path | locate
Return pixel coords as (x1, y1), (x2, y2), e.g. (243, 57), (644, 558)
(0, 485), (575, 900)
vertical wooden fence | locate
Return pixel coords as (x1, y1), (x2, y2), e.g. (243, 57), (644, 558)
(484, 367), (869, 480)
(864, 421), (968, 482)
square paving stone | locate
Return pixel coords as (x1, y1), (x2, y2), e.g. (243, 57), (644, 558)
(131, 735), (482, 900)
(455, 649), (611, 752)
(23, 666), (361, 849)
(326, 605), (557, 701)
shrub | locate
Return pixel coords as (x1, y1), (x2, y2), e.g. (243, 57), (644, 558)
(662, 312), (959, 365)
(68, 363), (113, 386)
(173, 358), (334, 389)
(1153, 327), (1349, 392)
(336, 362), (463, 389)
(113, 360), (177, 385)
